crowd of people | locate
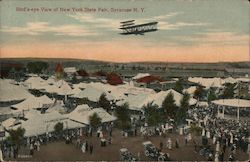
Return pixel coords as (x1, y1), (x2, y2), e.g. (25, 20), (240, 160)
(187, 104), (250, 161)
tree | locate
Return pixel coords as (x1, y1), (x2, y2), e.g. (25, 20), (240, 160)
(176, 92), (190, 125)
(174, 79), (184, 93)
(194, 85), (205, 100)
(222, 83), (236, 98)
(190, 123), (202, 136)
(89, 112), (102, 130)
(99, 93), (111, 111)
(27, 61), (49, 74)
(54, 122), (64, 135)
(143, 102), (163, 127)
(162, 92), (177, 119)
(7, 127), (25, 146)
(207, 89), (217, 102)
(115, 103), (131, 130)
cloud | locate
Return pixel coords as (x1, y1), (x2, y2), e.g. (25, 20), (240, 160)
(1, 22), (99, 36)
(158, 22), (209, 30)
(69, 12), (208, 32)
(176, 32), (249, 46)
(69, 13), (120, 31)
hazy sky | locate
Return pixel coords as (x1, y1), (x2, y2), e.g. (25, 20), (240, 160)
(0, 0), (249, 63)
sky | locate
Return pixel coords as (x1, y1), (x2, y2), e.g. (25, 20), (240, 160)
(0, 0), (249, 63)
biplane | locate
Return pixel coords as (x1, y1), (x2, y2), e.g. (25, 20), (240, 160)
(119, 20), (158, 35)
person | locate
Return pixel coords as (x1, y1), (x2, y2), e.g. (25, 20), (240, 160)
(167, 138), (172, 150)
(81, 142), (86, 153)
(160, 141), (163, 151)
(175, 139), (179, 148)
(37, 140), (40, 151)
(66, 136), (70, 144)
(108, 137), (112, 144)
(207, 153), (213, 161)
(76, 138), (81, 148)
(90, 143), (93, 154)
(185, 135), (188, 145)
(137, 152), (140, 161)
(13, 146), (18, 159)
(219, 151), (224, 161)
(228, 154), (235, 162)
(0, 148), (4, 162)
(99, 131), (103, 138)
(134, 128), (137, 136)
(30, 144), (34, 156)
(86, 140), (88, 152)
(109, 129), (113, 137)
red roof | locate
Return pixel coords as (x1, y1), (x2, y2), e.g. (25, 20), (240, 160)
(136, 75), (163, 84)
(55, 63), (63, 73)
(107, 73), (123, 85)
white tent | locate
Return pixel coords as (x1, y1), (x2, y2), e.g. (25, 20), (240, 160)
(188, 77), (223, 88)
(143, 89), (197, 107)
(67, 104), (91, 120)
(132, 73), (150, 80)
(46, 102), (66, 114)
(183, 86), (197, 96)
(116, 93), (151, 111)
(43, 80), (73, 95)
(11, 95), (54, 111)
(117, 89), (197, 111)
(24, 76), (46, 89)
(11, 110), (84, 137)
(0, 79), (33, 102)
(68, 107), (116, 125)
(72, 85), (114, 102)
(0, 106), (12, 115)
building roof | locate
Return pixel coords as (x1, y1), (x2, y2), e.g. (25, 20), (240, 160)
(136, 75), (163, 84)
(55, 63), (64, 73)
(212, 99), (250, 108)
(64, 67), (77, 73)
(132, 73), (150, 80)
(107, 73), (123, 85)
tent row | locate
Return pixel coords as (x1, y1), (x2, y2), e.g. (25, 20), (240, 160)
(2, 105), (117, 137)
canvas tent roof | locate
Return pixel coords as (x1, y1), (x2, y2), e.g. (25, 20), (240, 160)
(0, 79), (33, 102)
(11, 95), (54, 111)
(1, 117), (21, 129)
(68, 107), (116, 125)
(183, 86), (197, 96)
(188, 77), (245, 88)
(144, 89), (197, 107)
(72, 85), (114, 102)
(132, 73), (150, 80)
(24, 76), (46, 89)
(188, 77), (224, 88)
(117, 89), (197, 111)
(212, 99), (250, 108)
(43, 80), (73, 95)
(46, 103), (66, 114)
(11, 110), (84, 137)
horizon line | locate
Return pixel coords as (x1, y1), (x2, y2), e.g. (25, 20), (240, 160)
(1, 57), (249, 64)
